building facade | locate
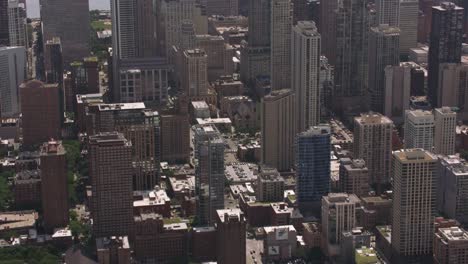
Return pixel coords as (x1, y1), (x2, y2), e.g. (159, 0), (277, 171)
(434, 107), (456, 155)
(0, 46), (26, 117)
(270, 0), (292, 90)
(404, 110), (434, 151)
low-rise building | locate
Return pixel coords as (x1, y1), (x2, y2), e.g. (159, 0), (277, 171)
(220, 96), (257, 129)
(96, 236), (131, 264)
(225, 163), (257, 183)
(434, 226), (468, 264)
(133, 188), (171, 217)
(256, 167), (285, 202)
(191, 226), (217, 262)
(302, 222), (321, 249)
(190, 101), (210, 120)
(263, 225), (297, 261)
(0, 210), (38, 236)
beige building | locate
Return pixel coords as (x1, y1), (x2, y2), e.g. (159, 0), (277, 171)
(291, 21), (321, 133)
(96, 236), (131, 264)
(353, 113), (393, 191)
(182, 49), (208, 97)
(261, 89), (295, 171)
(399, 0), (419, 56)
(195, 35), (234, 81)
(391, 149), (436, 263)
(384, 63), (412, 123)
(438, 63), (468, 120)
(256, 167), (285, 202)
(270, 0), (292, 90)
(434, 107), (457, 155)
(339, 158), (369, 197)
(434, 226), (468, 264)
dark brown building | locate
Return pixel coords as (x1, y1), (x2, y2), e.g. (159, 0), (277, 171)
(191, 226), (217, 262)
(83, 57), (100, 94)
(20, 80), (61, 147)
(40, 140), (68, 232)
(89, 132), (133, 237)
(216, 209), (246, 264)
(13, 170), (41, 208)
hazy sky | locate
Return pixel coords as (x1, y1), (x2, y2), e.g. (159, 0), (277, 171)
(26, 0), (111, 18)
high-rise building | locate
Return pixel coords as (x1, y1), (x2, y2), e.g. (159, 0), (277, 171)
(87, 103), (160, 190)
(384, 63), (412, 123)
(391, 149), (436, 263)
(270, 0), (292, 90)
(0, 0), (9, 46)
(40, 0), (90, 65)
(319, 0), (337, 65)
(0, 46), (26, 117)
(291, 21), (321, 132)
(216, 209), (246, 264)
(319, 56), (334, 116)
(111, 0), (137, 60)
(256, 167), (285, 202)
(437, 156), (468, 226)
(182, 49), (208, 97)
(40, 140), (68, 232)
(434, 107), (456, 155)
(195, 35), (234, 81)
(438, 63), (468, 120)
(7, 0), (27, 47)
(339, 158), (369, 197)
(160, 113), (190, 164)
(427, 2), (464, 107)
(194, 125), (225, 225)
(205, 0), (238, 16)
(376, 0), (399, 26)
(322, 193), (360, 257)
(434, 227), (468, 264)
(368, 25), (400, 114)
(353, 113), (393, 191)
(399, 0), (418, 55)
(44, 38), (63, 86)
(296, 125), (331, 215)
(89, 132), (133, 237)
(334, 0), (369, 111)
(20, 80), (62, 147)
(404, 110), (434, 151)
(134, 0), (163, 58)
(261, 89), (295, 171)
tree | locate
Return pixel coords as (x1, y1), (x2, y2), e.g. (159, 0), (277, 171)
(0, 176), (12, 210)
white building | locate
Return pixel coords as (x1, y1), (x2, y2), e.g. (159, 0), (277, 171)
(434, 107), (456, 155)
(404, 110), (434, 151)
(0, 46), (26, 117)
(291, 21), (321, 133)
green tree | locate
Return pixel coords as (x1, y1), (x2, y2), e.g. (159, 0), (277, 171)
(0, 176), (12, 210)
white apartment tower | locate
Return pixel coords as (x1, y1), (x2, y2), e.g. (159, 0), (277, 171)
(434, 107), (457, 155)
(270, 0), (292, 90)
(291, 21), (321, 133)
(404, 110), (435, 151)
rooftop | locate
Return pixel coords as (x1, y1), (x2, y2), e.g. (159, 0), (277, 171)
(438, 227), (468, 241)
(133, 188), (170, 207)
(98, 102), (146, 111)
(264, 225), (296, 234)
(0, 211), (38, 231)
(217, 208), (243, 223)
(355, 112), (393, 125)
(393, 149), (437, 163)
(96, 236), (130, 249)
(225, 163), (256, 183)
(355, 247), (380, 264)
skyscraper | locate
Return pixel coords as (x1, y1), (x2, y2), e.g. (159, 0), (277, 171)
(353, 113), (393, 191)
(194, 125), (225, 225)
(368, 25), (400, 114)
(399, 0), (419, 55)
(270, 0), (292, 90)
(339, 158), (369, 197)
(296, 125), (331, 215)
(0, 0), (10, 46)
(111, 0), (137, 60)
(434, 107), (456, 155)
(216, 209), (246, 264)
(428, 2), (464, 107)
(40, 140), (68, 232)
(182, 49), (208, 97)
(291, 21), (321, 132)
(376, 0), (399, 26)
(319, 0), (337, 65)
(7, 0), (27, 47)
(89, 132), (133, 237)
(44, 38), (63, 86)
(205, 0), (238, 16)
(20, 80), (62, 147)
(0, 46), (26, 117)
(404, 110), (434, 151)
(391, 149), (436, 263)
(384, 63), (412, 123)
(261, 89), (295, 171)
(438, 63), (468, 119)
(40, 0), (90, 65)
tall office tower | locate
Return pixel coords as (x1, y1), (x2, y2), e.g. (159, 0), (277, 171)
(205, 0), (238, 16)
(40, 140), (68, 232)
(194, 125), (225, 225)
(438, 158), (468, 226)
(434, 227), (468, 264)
(182, 49), (208, 97)
(296, 125), (331, 215)
(334, 0), (369, 111)
(135, 0), (162, 58)
(434, 107), (456, 155)
(438, 63), (468, 119)
(87, 103), (160, 190)
(353, 113), (393, 192)
(319, 56), (334, 116)
(428, 2), (464, 107)
(83, 57), (100, 94)
(0, 46), (25, 117)
(89, 132), (133, 237)
(195, 35), (234, 81)
(111, 0), (137, 60)
(384, 63), (411, 123)
(261, 89), (295, 171)
(292, 0), (309, 23)
(391, 149), (436, 263)
(240, 0), (270, 84)
(44, 38), (63, 85)
(339, 158), (369, 197)
(399, 0), (418, 55)
(257, 167), (285, 202)
(291, 21), (321, 133)
(40, 0), (90, 65)
(319, 0), (337, 65)
(7, 0), (27, 47)
(270, 0), (292, 90)
(0, 0), (9, 46)
(404, 110), (435, 151)
(216, 209), (246, 264)
(376, 0), (399, 26)
(321, 193), (360, 257)
(160, 98), (190, 163)
(368, 25), (400, 114)
(20, 80), (61, 147)
(180, 20), (196, 52)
